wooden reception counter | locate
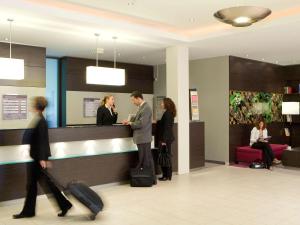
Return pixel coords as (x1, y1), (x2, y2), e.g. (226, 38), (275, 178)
(0, 122), (204, 202)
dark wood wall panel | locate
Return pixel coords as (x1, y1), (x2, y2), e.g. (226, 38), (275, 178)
(156, 122), (205, 171)
(229, 56), (289, 162)
(61, 57), (153, 94)
(284, 65), (300, 91)
(0, 42), (46, 87)
(0, 126), (133, 146)
(171, 125), (178, 171)
(229, 56), (284, 93)
(190, 122), (205, 168)
(0, 152), (139, 202)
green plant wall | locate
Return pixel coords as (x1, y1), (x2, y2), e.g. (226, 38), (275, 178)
(229, 90), (283, 125)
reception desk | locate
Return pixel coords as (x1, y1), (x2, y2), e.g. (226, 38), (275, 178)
(0, 122), (204, 202)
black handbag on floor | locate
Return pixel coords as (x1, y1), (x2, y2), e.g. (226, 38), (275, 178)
(249, 162), (265, 169)
(157, 145), (171, 167)
(130, 168), (153, 187)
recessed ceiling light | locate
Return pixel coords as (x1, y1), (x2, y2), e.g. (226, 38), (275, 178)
(214, 6), (271, 27)
(4, 37), (8, 41)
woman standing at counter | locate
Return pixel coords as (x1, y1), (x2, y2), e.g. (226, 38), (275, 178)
(96, 95), (118, 126)
(13, 97), (72, 219)
(157, 98), (176, 181)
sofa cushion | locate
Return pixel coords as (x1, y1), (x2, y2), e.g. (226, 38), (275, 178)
(269, 144), (288, 152)
(236, 144), (288, 163)
(237, 144), (287, 153)
(236, 146), (260, 154)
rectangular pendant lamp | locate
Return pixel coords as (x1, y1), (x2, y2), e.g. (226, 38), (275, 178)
(1, 19), (25, 80)
(0, 57), (24, 80)
(86, 66), (125, 86)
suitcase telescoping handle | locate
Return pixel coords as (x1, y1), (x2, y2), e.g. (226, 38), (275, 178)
(42, 169), (67, 191)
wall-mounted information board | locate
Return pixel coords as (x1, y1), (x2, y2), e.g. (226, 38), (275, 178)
(2, 95), (27, 120)
(83, 98), (100, 117)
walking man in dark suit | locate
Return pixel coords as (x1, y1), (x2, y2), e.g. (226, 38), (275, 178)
(123, 91), (157, 185)
(13, 97), (72, 219)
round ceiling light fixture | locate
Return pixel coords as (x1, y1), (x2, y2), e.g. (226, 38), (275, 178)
(214, 6), (271, 27)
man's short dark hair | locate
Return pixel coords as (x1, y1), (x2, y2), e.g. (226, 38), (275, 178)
(130, 91), (143, 99)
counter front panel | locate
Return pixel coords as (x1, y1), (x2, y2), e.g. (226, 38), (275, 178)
(0, 122), (204, 202)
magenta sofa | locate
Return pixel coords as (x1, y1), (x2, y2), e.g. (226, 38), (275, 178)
(236, 144), (288, 164)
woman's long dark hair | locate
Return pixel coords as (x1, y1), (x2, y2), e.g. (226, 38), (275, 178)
(163, 98), (176, 117)
(256, 119), (266, 130)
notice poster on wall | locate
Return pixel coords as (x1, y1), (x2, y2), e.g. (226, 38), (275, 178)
(83, 98), (100, 117)
(189, 89), (199, 121)
(2, 95), (27, 120)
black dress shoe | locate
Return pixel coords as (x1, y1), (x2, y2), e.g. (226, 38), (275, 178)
(159, 177), (167, 181)
(13, 213), (35, 219)
(58, 204), (72, 217)
(168, 177), (172, 181)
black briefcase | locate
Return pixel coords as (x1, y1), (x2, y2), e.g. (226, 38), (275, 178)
(130, 168), (153, 187)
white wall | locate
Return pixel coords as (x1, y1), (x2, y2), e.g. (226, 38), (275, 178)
(0, 86), (45, 129)
(153, 57), (230, 163)
(190, 56), (229, 163)
(66, 91), (153, 125)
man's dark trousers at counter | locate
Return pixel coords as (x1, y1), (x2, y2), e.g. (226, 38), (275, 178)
(130, 101), (156, 185)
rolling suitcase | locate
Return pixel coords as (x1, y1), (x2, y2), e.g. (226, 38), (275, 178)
(67, 181), (104, 220)
(130, 168), (153, 187)
(43, 170), (103, 220)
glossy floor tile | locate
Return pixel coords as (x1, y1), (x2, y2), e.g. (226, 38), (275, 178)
(1, 164), (300, 225)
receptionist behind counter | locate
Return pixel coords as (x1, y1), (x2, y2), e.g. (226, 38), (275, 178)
(96, 95), (118, 126)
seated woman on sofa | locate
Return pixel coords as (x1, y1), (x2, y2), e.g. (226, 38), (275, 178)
(250, 119), (281, 169)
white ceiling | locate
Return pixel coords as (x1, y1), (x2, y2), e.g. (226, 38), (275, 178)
(0, 0), (300, 65)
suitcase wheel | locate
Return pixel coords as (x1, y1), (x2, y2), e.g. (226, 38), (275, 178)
(90, 214), (96, 221)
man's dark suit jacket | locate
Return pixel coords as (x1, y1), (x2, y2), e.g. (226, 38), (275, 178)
(29, 115), (51, 161)
(96, 105), (118, 126)
(157, 110), (175, 143)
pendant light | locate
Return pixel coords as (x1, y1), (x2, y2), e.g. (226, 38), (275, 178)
(86, 34), (125, 86)
(0, 19), (24, 80)
(214, 6), (271, 27)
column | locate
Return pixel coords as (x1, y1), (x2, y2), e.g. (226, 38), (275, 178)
(166, 46), (190, 174)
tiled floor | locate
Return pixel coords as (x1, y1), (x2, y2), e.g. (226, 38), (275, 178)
(1, 164), (300, 225)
